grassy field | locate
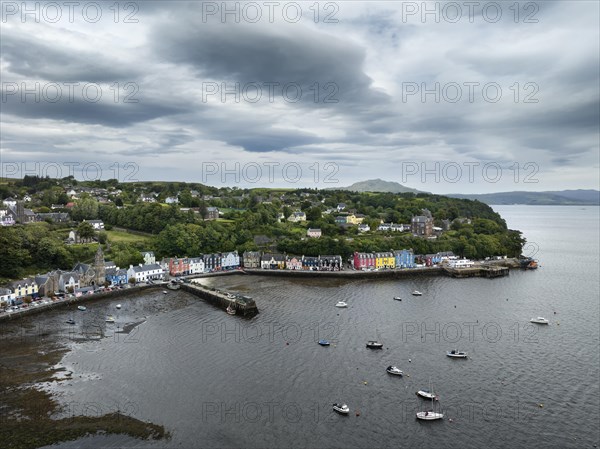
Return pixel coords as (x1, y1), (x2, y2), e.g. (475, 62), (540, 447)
(105, 229), (153, 244)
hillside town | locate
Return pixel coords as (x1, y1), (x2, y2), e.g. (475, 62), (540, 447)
(1, 176), (526, 313)
(1, 243), (477, 310)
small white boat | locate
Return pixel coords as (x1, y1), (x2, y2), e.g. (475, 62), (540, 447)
(105, 315), (115, 323)
(386, 365), (403, 376)
(77, 305), (86, 311)
(335, 301), (348, 308)
(162, 291), (168, 295)
(416, 411), (444, 420)
(447, 350), (468, 358)
(116, 304), (122, 309)
(530, 317), (549, 324)
(412, 291), (423, 296)
(318, 339), (330, 346)
(393, 296), (402, 301)
(226, 304), (236, 315)
(66, 318), (75, 325)
(332, 403), (350, 415)
(366, 340), (383, 349)
(416, 389), (438, 400)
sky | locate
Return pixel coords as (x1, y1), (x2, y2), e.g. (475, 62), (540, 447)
(1, 1), (599, 194)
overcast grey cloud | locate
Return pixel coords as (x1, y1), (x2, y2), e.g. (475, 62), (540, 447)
(1, 1), (598, 193)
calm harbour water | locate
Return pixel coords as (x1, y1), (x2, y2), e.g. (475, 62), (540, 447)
(35, 206), (599, 449)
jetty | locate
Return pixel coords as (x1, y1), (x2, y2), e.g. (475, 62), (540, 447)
(180, 281), (258, 317)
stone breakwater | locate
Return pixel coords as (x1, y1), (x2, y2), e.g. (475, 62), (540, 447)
(180, 282), (258, 317)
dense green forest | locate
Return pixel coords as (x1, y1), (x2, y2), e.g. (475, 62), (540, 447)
(0, 176), (526, 282)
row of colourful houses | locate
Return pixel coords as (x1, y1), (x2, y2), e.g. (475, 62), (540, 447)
(244, 253), (344, 271)
(162, 251), (241, 276)
(352, 250), (416, 270)
(350, 250), (458, 269)
(1, 247), (457, 305)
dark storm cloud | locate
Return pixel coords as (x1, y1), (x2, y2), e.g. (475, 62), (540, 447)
(151, 18), (389, 108)
(0, 1), (598, 190)
(1, 33), (140, 83)
(1, 93), (185, 128)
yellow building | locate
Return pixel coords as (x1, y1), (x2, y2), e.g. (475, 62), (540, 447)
(345, 214), (366, 225)
(10, 278), (39, 298)
(375, 252), (396, 269)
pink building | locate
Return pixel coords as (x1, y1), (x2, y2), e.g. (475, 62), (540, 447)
(353, 252), (376, 270)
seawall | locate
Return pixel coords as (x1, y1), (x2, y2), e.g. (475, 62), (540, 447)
(0, 284), (162, 323)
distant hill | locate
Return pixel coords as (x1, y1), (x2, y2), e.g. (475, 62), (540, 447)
(447, 190), (599, 205)
(327, 179), (425, 194)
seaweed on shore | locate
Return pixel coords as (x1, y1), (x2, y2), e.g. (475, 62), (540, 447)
(0, 327), (170, 449)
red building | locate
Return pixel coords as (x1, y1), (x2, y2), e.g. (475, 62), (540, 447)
(353, 252), (376, 270)
(169, 258), (190, 276)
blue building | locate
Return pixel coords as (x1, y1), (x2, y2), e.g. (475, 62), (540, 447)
(106, 268), (128, 285)
(394, 249), (415, 268)
(302, 256), (319, 270)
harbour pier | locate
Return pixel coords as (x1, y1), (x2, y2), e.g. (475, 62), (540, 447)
(180, 281), (258, 317)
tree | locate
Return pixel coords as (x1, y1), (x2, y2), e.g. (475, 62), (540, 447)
(306, 207), (322, 221)
(71, 196), (99, 221)
(77, 221), (96, 241)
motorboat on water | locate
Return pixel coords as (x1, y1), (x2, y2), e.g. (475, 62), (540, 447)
(393, 296), (402, 301)
(530, 317), (549, 324)
(386, 365), (403, 376)
(447, 350), (468, 358)
(366, 341), (383, 349)
(116, 304), (121, 309)
(412, 291), (423, 296)
(416, 389), (438, 400)
(226, 304), (236, 315)
(332, 403), (350, 415)
(318, 340), (330, 346)
(77, 306), (86, 311)
(66, 318), (75, 325)
(105, 315), (115, 323)
(335, 301), (348, 308)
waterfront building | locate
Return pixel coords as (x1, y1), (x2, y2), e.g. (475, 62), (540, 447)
(242, 251), (262, 268)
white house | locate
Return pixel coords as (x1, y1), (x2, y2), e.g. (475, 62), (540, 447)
(59, 273), (81, 292)
(165, 197), (179, 204)
(140, 195), (156, 203)
(221, 251), (240, 270)
(1, 213), (15, 226)
(448, 259), (474, 268)
(2, 198), (17, 208)
(0, 288), (16, 305)
(287, 211), (306, 223)
(307, 228), (322, 238)
(189, 257), (205, 274)
(141, 251), (156, 265)
(358, 224), (370, 233)
(337, 203), (346, 212)
(84, 220), (105, 230)
(127, 264), (164, 283)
